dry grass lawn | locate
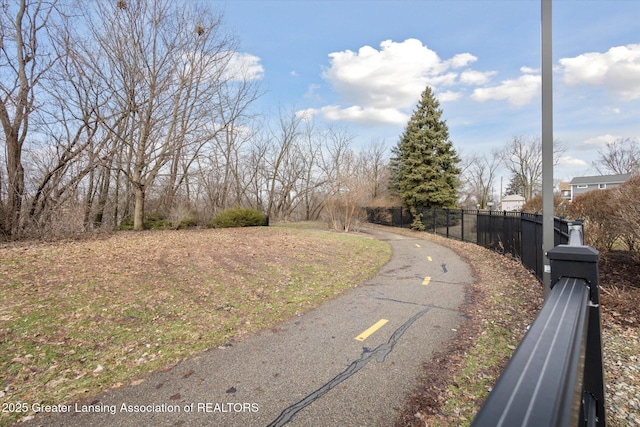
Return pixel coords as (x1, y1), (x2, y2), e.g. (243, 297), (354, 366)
(0, 224), (391, 426)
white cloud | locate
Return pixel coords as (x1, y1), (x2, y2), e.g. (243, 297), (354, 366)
(437, 90), (462, 102)
(471, 74), (541, 107)
(225, 52), (264, 81)
(460, 70), (495, 85)
(323, 38), (442, 109)
(304, 83), (321, 100)
(520, 66), (539, 74)
(583, 134), (619, 148)
(427, 72), (458, 87)
(295, 108), (317, 122)
(299, 105), (409, 125)
(322, 39), (484, 109)
(447, 53), (478, 69)
(317, 38), (486, 125)
(557, 155), (589, 168)
(559, 44), (640, 100)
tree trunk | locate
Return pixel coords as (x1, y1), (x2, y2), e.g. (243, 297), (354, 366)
(5, 142), (25, 236)
(134, 184), (145, 231)
(83, 164), (96, 229)
(93, 165), (113, 228)
(132, 138), (146, 231)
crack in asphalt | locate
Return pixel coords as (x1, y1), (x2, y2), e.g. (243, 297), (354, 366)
(266, 306), (432, 427)
(372, 296), (428, 306)
(371, 296), (464, 314)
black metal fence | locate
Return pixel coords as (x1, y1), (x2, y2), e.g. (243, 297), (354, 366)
(365, 207), (572, 281)
(366, 208), (605, 425)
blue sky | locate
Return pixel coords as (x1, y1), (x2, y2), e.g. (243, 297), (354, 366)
(217, 0), (640, 183)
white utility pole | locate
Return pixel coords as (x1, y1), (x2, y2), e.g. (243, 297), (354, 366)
(541, 0), (554, 298)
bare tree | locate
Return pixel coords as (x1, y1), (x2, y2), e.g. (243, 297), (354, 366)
(81, 0), (241, 230)
(592, 137), (639, 176)
(461, 149), (502, 209)
(320, 126), (370, 231)
(199, 76), (262, 213)
(241, 135), (270, 213)
(502, 135), (564, 201)
(360, 139), (390, 203)
(264, 109), (306, 221)
(25, 20), (119, 234)
(297, 118), (327, 221)
(159, 19), (261, 217)
(320, 126), (355, 193)
(0, 0), (62, 237)
(322, 149), (378, 232)
(0, 0), (264, 237)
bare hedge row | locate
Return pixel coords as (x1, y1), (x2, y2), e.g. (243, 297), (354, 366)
(566, 176), (640, 258)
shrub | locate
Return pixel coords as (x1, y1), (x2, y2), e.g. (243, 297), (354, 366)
(146, 216), (173, 230)
(568, 188), (622, 251)
(323, 194), (367, 232)
(615, 175), (640, 258)
(176, 217), (199, 229)
(521, 195), (570, 217)
(208, 208), (266, 228)
(117, 215), (173, 231)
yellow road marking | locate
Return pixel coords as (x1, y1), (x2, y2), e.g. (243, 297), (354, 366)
(355, 319), (388, 341)
(422, 276), (431, 286)
(427, 256), (432, 261)
(415, 243), (421, 248)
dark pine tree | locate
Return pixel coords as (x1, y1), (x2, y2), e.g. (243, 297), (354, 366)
(390, 86), (461, 230)
(504, 173), (527, 197)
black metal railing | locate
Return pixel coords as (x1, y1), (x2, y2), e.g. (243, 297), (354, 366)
(365, 207), (572, 280)
(470, 225), (606, 426)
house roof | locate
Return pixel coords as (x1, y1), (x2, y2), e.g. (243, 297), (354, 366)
(502, 194), (526, 201)
(569, 173), (631, 185)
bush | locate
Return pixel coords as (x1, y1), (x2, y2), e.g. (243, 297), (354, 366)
(117, 215), (173, 231)
(208, 208), (266, 228)
(176, 217), (199, 229)
(521, 195), (570, 217)
(615, 175), (640, 257)
(568, 188), (622, 251)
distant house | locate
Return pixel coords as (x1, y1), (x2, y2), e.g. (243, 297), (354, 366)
(569, 173), (631, 200)
(501, 194), (526, 211)
(558, 182), (571, 200)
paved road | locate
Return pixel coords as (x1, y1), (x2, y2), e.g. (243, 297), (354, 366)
(19, 227), (472, 427)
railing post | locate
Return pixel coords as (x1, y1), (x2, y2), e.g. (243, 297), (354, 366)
(475, 209), (480, 246)
(446, 208), (450, 238)
(547, 224), (606, 427)
(567, 220), (583, 246)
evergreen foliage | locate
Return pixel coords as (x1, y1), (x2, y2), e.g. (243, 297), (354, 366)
(208, 208), (267, 228)
(390, 86), (461, 230)
(505, 173), (527, 197)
